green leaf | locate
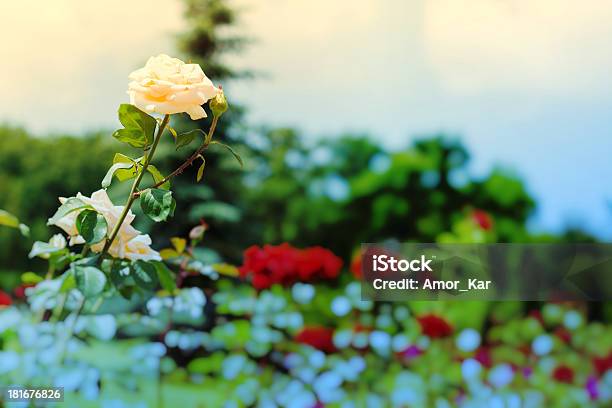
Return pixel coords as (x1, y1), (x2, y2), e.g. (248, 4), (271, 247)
(175, 129), (205, 150)
(110, 262), (131, 289)
(131, 260), (159, 290)
(197, 157), (206, 182)
(47, 197), (89, 226)
(21, 272), (43, 284)
(113, 153), (141, 181)
(140, 188), (176, 222)
(101, 162), (134, 188)
(147, 165), (170, 190)
(210, 141), (243, 167)
(74, 266), (107, 297)
(151, 261), (176, 292)
(76, 210), (108, 244)
(167, 126), (178, 139)
(60, 272), (76, 293)
(112, 104), (157, 148)
(0, 209), (19, 228)
(170, 237), (186, 254)
(28, 241), (65, 258)
(0, 209), (29, 237)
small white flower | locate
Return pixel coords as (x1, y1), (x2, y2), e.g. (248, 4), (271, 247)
(563, 310), (583, 330)
(456, 328), (481, 352)
(488, 364), (514, 388)
(331, 296), (351, 316)
(292, 283), (315, 304)
(532, 334), (554, 356)
(461, 358), (482, 381)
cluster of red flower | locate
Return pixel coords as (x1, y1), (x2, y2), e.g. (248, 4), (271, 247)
(239, 243), (343, 289)
(294, 326), (336, 353)
(416, 313), (454, 338)
(0, 290), (12, 307)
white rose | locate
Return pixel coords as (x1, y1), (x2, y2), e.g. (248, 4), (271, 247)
(127, 54), (219, 120)
(50, 189), (159, 261)
(51, 190), (139, 246)
(122, 234), (161, 262)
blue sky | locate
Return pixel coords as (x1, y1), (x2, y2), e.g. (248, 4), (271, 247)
(1, 0), (611, 238)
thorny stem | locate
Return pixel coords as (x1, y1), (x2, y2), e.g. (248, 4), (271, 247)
(136, 116), (218, 196)
(102, 114), (170, 254)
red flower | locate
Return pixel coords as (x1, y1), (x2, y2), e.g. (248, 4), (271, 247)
(13, 284), (34, 300)
(552, 365), (574, 384)
(593, 352), (612, 377)
(475, 347), (493, 368)
(0, 290), (12, 307)
(239, 244), (342, 289)
(416, 314), (453, 338)
(528, 310), (544, 326)
(554, 327), (572, 344)
(350, 251), (362, 279)
(295, 326), (336, 353)
(472, 209), (493, 231)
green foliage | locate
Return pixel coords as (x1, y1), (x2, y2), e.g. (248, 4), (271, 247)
(131, 260), (159, 290)
(140, 189), (176, 222)
(101, 162), (134, 188)
(0, 208), (29, 236)
(152, 260), (177, 292)
(76, 209), (108, 244)
(175, 129), (205, 150)
(210, 140), (243, 167)
(112, 104), (157, 148)
(74, 265), (107, 297)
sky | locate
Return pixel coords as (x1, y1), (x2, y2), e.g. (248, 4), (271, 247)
(1, 0), (611, 238)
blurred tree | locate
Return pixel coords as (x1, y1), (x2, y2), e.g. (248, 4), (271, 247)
(146, 0), (253, 262)
(0, 126), (120, 275)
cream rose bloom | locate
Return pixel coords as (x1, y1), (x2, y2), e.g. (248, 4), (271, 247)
(50, 189), (160, 261)
(127, 54), (219, 120)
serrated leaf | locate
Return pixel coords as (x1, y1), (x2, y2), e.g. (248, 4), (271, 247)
(131, 260), (159, 290)
(140, 189), (176, 222)
(101, 162), (134, 188)
(113, 153), (140, 181)
(197, 158), (206, 182)
(151, 261), (176, 292)
(147, 165), (170, 190)
(113, 104), (157, 148)
(210, 141), (243, 167)
(74, 266), (107, 297)
(175, 129), (205, 150)
(110, 262), (131, 289)
(47, 197), (89, 226)
(76, 210), (108, 244)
